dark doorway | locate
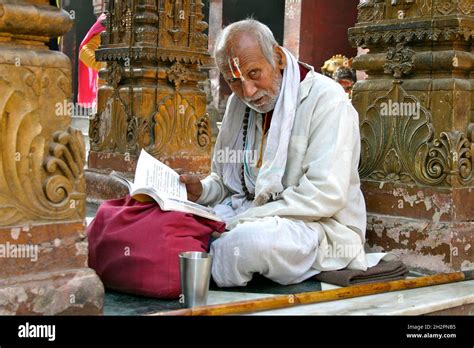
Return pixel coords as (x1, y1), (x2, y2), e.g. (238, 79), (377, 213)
(223, 0), (285, 45)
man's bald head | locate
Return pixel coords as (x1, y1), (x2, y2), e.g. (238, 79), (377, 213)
(214, 19), (279, 70)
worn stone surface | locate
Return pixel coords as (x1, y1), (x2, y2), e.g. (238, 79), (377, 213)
(362, 182), (474, 223)
(349, 0), (474, 273)
(0, 0), (104, 314)
(85, 169), (130, 202)
(0, 268), (104, 315)
(366, 214), (473, 273)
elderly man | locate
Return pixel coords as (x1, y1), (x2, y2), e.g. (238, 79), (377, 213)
(180, 19), (384, 287)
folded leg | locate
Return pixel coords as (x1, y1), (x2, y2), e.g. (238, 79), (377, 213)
(210, 216), (320, 287)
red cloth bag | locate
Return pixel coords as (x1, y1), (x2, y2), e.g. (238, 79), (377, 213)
(87, 195), (226, 299)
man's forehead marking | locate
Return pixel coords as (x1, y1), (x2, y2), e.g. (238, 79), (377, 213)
(228, 56), (245, 80)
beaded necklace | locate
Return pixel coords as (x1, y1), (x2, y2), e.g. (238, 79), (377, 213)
(241, 107), (254, 200)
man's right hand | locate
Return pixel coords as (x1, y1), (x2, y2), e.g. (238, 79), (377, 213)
(179, 174), (203, 202)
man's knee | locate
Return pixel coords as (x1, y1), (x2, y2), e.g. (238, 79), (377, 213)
(212, 220), (271, 270)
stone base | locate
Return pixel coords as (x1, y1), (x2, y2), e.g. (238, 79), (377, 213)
(0, 221), (104, 314)
(86, 169), (130, 202)
(366, 213), (474, 274)
(88, 151), (211, 175)
(86, 151), (212, 201)
(0, 268), (103, 315)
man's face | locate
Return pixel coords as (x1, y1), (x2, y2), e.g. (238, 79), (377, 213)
(220, 34), (284, 114)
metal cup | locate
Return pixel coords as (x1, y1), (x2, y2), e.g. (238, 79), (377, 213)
(179, 251), (212, 308)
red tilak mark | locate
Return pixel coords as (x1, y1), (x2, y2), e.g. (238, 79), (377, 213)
(229, 57), (243, 79)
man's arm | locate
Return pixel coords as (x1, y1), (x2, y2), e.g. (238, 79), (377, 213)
(195, 172), (229, 206)
(228, 98), (358, 225)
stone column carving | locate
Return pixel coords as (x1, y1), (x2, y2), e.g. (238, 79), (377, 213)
(0, 1), (104, 314)
(87, 0), (212, 195)
(349, 0), (474, 272)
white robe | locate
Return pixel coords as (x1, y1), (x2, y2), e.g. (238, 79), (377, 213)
(198, 68), (386, 287)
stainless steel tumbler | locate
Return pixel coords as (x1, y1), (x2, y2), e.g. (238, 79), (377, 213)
(179, 251), (212, 308)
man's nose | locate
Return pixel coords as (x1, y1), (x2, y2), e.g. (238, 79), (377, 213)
(241, 79), (258, 99)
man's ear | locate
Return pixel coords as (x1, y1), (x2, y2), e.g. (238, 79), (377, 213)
(275, 46), (287, 70)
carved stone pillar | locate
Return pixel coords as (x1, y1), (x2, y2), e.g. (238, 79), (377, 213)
(0, 1), (104, 314)
(349, 0), (474, 273)
(87, 0), (212, 199)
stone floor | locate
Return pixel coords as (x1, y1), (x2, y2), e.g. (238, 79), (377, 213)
(86, 202), (474, 316)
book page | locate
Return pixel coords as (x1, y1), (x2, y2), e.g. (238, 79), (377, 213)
(134, 149), (187, 200)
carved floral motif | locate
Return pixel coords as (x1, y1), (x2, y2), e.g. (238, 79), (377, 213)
(359, 84), (473, 186)
(384, 43), (415, 79)
(0, 75), (85, 225)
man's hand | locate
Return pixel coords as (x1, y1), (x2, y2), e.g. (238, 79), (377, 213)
(179, 174), (203, 202)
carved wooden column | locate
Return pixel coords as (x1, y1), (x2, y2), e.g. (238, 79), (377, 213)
(87, 0), (212, 199)
(349, 0), (474, 273)
(0, 1), (104, 314)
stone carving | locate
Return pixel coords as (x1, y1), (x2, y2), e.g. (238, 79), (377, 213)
(167, 62), (188, 90)
(435, 0), (472, 15)
(349, 0), (474, 273)
(357, 0), (385, 23)
(356, 0), (472, 22)
(426, 131), (473, 186)
(351, 26), (474, 47)
(383, 43), (415, 78)
(0, 61), (85, 227)
(359, 83), (473, 187)
(90, 0), (211, 174)
(0, 0), (103, 315)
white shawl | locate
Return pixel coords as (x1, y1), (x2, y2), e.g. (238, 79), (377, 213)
(212, 48), (301, 221)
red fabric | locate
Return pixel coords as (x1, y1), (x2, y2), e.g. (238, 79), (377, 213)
(77, 13), (106, 107)
(298, 62), (310, 82)
(87, 195), (226, 299)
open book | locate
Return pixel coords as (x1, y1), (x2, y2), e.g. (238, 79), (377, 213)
(111, 149), (222, 222)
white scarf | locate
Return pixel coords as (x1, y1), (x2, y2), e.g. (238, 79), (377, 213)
(213, 48), (301, 222)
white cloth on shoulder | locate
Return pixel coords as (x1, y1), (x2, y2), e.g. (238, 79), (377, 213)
(211, 47), (301, 222)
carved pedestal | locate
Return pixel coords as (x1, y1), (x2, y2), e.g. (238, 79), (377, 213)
(87, 0), (211, 200)
(349, 0), (473, 272)
(0, 1), (104, 314)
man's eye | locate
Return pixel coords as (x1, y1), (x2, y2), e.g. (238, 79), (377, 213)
(227, 78), (239, 84)
(249, 70), (260, 79)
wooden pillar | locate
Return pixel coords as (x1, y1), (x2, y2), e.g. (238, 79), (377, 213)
(0, 0), (104, 314)
(87, 0), (212, 200)
(349, 0), (474, 273)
